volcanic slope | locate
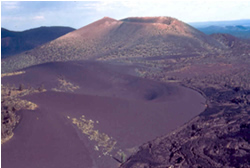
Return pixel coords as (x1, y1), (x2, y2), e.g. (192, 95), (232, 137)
(1, 60), (206, 168)
(2, 17), (225, 73)
(210, 33), (250, 56)
(1, 26), (75, 58)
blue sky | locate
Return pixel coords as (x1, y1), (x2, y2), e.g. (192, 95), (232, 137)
(1, 0), (250, 31)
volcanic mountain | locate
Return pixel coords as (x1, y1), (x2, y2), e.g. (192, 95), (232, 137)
(1, 26), (75, 58)
(2, 17), (225, 73)
(2, 16), (249, 168)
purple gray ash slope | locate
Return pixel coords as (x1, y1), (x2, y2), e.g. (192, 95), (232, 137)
(1, 17), (250, 168)
(2, 61), (206, 168)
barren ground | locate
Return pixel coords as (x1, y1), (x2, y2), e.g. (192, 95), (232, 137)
(1, 61), (206, 168)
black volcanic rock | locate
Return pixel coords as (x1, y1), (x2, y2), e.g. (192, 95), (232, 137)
(120, 93), (250, 168)
(1, 26), (75, 58)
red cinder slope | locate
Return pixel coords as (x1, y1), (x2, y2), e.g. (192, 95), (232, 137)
(2, 16), (225, 73)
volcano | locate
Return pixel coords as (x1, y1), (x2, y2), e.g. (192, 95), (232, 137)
(2, 17), (225, 73)
(2, 16), (248, 168)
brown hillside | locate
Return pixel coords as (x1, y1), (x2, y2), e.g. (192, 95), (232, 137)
(2, 16), (225, 73)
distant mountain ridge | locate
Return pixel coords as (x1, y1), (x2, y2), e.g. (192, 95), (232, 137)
(2, 16), (225, 73)
(189, 19), (250, 39)
(189, 19), (250, 28)
(197, 25), (250, 39)
(1, 26), (75, 58)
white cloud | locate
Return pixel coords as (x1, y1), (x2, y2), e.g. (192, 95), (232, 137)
(75, 1), (118, 11)
(32, 15), (45, 20)
(76, 3), (104, 9)
(2, 1), (20, 10)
